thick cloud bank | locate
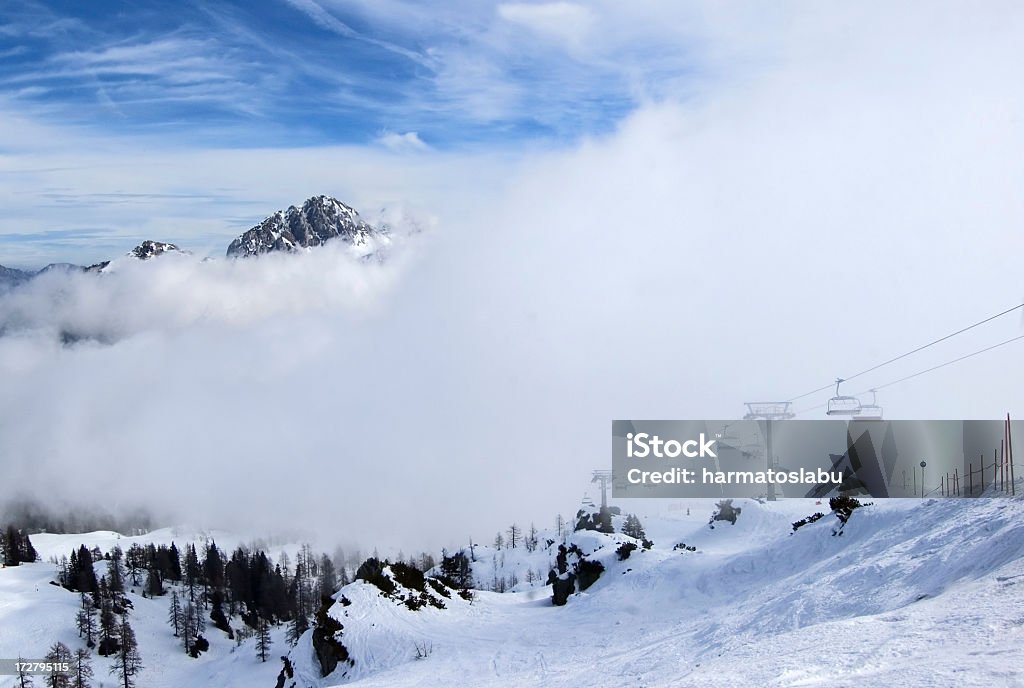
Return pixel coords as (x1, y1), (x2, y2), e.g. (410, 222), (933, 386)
(1, 3), (1023, 551)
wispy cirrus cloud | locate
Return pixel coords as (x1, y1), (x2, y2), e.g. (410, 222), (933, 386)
(0, 0), (705, 147)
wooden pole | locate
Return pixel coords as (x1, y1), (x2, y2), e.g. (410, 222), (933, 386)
(955, 468), (959, 497)
(941, 474), (946, 497)
(1000, 442), (1005, 492)
(969, 462), (973, 496)
(1009, 414), (1016, 496)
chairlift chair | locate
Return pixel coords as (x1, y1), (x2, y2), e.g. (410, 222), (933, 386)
(854, 389), (883, 421)
(826, 378), (862, 416)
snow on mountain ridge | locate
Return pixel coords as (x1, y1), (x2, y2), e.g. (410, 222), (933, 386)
(226, 195), (384, 258)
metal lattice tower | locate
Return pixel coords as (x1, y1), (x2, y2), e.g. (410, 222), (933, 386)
(592, 470), (614, 509)
(743, 402), (795, 501)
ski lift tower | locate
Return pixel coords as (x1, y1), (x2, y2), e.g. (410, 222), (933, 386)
(743, 402), (796, 501)
(592, 469), (614, 509)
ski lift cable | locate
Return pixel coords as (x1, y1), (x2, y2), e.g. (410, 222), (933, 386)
(794, 333), (1024, 414)
(786, 301), (1024, 403)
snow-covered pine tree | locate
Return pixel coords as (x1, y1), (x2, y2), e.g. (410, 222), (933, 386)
(525, 523), (539, 552)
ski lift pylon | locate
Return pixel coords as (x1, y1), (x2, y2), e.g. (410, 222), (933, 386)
(826, 378), (861, 416)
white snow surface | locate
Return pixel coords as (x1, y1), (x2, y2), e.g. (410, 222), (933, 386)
(4, 498), (1024, 687)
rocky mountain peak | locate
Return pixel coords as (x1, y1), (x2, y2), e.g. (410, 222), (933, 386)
(226, 195), (380, 258)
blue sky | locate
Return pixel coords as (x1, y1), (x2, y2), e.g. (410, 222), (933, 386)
(0, 0), (715, 267)
(0, 0), (687, 150)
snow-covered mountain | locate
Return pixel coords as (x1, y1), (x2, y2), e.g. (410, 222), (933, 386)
(4, 495), (1024, 688)
(0, 265), (32, 290)
(226, 196), (383, 258)
(0, 241), (185, 285)
(0, 195), (381, 292)
(128, 240), (183, 261)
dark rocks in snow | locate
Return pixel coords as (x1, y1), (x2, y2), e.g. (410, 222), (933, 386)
(575, 504), (618, 533)
(576, 559), (604, 591)
(274, 655), (295, 688)
(128, 240), (181, 260)
(551, 573), (575, 606)
(226, 195), (379, 258)
(709, 499), (742, 527)
(312, 600), (351, 678)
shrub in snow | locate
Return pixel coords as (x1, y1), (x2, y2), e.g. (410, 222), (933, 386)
(709, 499), (742, 527)
(829, 496), (863, 524)
(791, 512), (826, 532)
(190, 634), (210, 657)
(355, 557), (395, 595)
(390, 562), (426, 592)
(616, 542), (638, 560)
(414, 641), (433, 659)
(672, 543), (697, 552)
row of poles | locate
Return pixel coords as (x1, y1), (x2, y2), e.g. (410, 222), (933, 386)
(941, 413), (1016, 497)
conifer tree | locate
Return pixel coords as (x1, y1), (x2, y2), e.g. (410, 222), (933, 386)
(73, 546), (98, 594)
(507, 524), (521, 549)
(167, 590), (183, 638)
(75, 593), (98, 648)
(318, 554), (337, 600)
(145, 565), (163, 597)
(109, 620), (142, 688)
(71, 649), (93, 688)
(167, 543), (183, 582)
(622, 514), (646, 540)
(181, 601), (205, 655)
(286, 607), (309, 646)
(106, 547), (126, 595)
(43, 641), (72, 688)
(525, 523), (539, 552)
(256, 616), (272, 662)
(15, 655), (33, 688)
(97, 595), (120, 656)
(184, 545), (201, 603)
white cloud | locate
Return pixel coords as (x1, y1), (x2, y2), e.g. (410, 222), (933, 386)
(497, 2), (596, 50)
(2, 2), (1023, 550)
(375, 130), (430, 152)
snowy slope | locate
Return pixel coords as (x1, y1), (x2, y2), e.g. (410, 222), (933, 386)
(4, 498), (1024, 688)
(301, 497), (1024, 688)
